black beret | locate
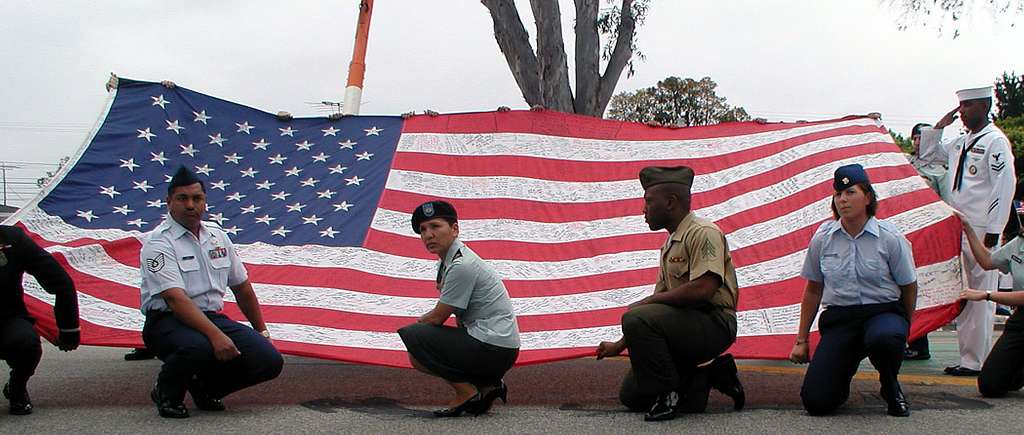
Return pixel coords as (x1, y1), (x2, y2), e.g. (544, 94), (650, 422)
(411, 200), (458, 234)
(639, 166), (695, 190)
(834, 164), (870, 191)
(911, 122), (931, 137)
(167, 165), (205, 195)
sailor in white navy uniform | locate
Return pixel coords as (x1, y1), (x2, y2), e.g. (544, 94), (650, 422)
(919, 85), (1016, 376)
(140, 167), (283, 418)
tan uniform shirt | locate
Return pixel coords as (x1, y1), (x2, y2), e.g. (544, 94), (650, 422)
(653, 213), (739, 314)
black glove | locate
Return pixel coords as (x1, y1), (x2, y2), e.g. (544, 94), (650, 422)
(58, 330), (80, 351)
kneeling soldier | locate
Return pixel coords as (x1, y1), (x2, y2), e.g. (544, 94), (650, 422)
(140, 167), (283, 418)
(596, 166), (744, 421)
(0, 225), (80, 415)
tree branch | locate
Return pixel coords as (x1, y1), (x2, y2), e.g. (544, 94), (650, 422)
(530, 0), (575, 112)
(482, 0), (543, 107)
(596, 0), (636, 114)
(574, 0), (601, 116)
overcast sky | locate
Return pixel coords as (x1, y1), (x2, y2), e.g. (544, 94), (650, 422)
(2, 0), (1023, 207)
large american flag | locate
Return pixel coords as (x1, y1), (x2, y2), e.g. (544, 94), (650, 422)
(8, 79), (963, 366)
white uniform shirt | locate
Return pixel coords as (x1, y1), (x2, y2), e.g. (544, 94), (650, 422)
(921, 123), (1016, 234)
(139, 218), (248, 313)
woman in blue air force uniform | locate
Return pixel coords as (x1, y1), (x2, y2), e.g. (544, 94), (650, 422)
(789, 164), (919, 417)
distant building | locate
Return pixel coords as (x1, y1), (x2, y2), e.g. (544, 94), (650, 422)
(0, 204), (18, 222)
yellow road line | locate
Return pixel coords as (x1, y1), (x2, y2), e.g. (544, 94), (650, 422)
(737, 364), (977, 386)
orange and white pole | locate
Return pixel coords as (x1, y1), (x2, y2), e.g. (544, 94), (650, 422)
(343, 0), (374, 115)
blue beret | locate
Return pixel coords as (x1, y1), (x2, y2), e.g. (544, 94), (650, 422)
(834, 164), (870, 191)
(167, 165), (205, 195)
(411, 200), (458, 234)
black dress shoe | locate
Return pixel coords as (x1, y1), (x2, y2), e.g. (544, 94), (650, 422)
(644, 391), (680, 421)
(150, 385), (189, 419)
(189, 378), (225, 411)
(678, 369), (710, 414)
(902, 349), (930, 361)
(946, 366), (982, 376)
(944, 365), (960, 374)
(881, 384), (910, 417)
(433, 393), (481, 417)
(124, 348), (156, 361)
(191, 393), (225, 412)
(469, 382), (508, 415)
(3, 383), (32, 415)
(709, 354), (745, 411)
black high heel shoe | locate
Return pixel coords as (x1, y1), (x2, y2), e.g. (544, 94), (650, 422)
(469, 382), (508, 415)
(433, 393), (481, 417)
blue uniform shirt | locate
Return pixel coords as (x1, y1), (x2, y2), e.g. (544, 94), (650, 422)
(139, 218), (248, 313)
(801, 217), (917, 307)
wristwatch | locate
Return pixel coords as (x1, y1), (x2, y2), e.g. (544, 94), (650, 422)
(260, 330), (271, 339)
(986, 291), (992, 301)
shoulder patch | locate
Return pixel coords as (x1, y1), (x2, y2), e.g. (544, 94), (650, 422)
(700, 237), (717, 259)
(145, 253), (166, 272)
(452, 249), (463, 261)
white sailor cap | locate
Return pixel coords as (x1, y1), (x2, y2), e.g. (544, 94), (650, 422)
(956, 86), (994, 102)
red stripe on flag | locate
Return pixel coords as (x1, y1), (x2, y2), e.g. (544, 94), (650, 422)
(392, 125), (888, 182)
(401, 110), (881, 140)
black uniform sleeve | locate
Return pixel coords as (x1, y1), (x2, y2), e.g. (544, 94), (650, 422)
(15, 227), (79, 330)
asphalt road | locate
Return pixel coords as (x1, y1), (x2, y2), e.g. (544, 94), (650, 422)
(1, 332), (1021, 434)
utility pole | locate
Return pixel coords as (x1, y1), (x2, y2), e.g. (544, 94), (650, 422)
(342, 0), (374, 115)
(0, 163), (18, 206)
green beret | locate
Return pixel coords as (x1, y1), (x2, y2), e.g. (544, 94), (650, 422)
(639, 166), (695, 190)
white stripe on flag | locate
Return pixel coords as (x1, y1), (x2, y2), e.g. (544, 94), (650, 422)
(22, 256), (960, 352)
(396, 119), (880, 160)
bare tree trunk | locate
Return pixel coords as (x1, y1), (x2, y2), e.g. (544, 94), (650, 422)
(574, 0), (600, 116)
(530, 0), (575, 112)
(482, 0), (543, 107)
(596, 0), (636, 115)
(483, 0), (637, 116)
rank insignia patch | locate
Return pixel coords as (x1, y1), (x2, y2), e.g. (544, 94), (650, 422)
(700, 238), (717, 259)
(146, 253), (165, 272)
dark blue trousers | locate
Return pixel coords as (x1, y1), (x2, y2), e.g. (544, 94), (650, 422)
(0, 317), (41, 389)
(142, 311), (283, 403)
(800, 302), (908, 415)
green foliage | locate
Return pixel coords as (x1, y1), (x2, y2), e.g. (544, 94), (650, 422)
(887, 0), (1024, 38)
(996, 114), (1024, 157)
(607, 76), (750, 127)
(890, 130), (915, 154)
(598, 0), (650, 78)
(996, 71), (1024, 119)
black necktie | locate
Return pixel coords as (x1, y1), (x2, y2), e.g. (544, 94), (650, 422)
(952, 132), (990, 192)
(435, 263), (445, 289)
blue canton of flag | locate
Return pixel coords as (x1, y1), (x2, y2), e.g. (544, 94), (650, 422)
(38, 79), (402, 247)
